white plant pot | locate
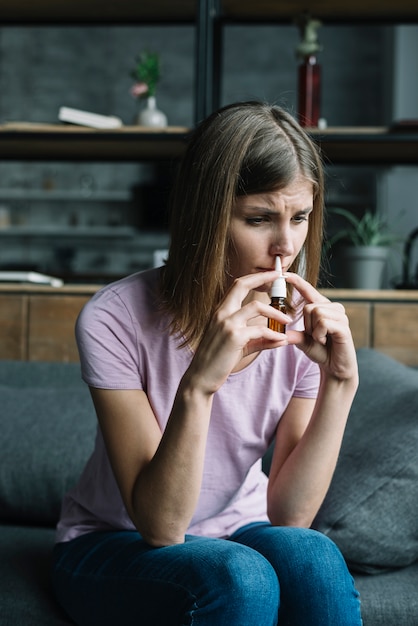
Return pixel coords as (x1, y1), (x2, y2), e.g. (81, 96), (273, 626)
(136, 96), (167, 128)
(341, 246), (389, 289)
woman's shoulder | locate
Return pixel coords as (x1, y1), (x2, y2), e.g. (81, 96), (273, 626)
(75, 267), (171, 388)
(77, 267), (165, 337)
(84, 267), (160, 317)
(91, 266), (161, 305)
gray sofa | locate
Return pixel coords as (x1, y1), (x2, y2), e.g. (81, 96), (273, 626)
(1, 349), (417, 625)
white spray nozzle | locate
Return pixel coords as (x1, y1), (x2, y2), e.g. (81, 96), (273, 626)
(271, 257), (286, 298)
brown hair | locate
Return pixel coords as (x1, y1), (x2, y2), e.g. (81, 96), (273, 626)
(160, 101), (324, 346)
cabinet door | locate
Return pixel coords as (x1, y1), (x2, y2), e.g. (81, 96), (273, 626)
(0, 294), (27, 359)
(373, 303), (418, 366)
(344, 302), (372, 349)
(28, 295), (90, 362)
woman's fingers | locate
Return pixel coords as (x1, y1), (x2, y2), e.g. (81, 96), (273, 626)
(191, 306), (287, 394)
(217, 271), (278, 317)
(283, 272), (357, 380)
(189, 274), (291, 393)
(284, 272), (349, 342)
(302, 301), (348, 341)
(283, 272), (330, 305)
(210, 298), (289, 357)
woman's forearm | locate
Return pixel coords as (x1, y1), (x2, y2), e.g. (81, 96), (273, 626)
(267, 371), (358, 528)
(132, 377), (214, 547)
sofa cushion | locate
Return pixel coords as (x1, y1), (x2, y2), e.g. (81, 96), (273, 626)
(0, 524), (73, 625)
(0, 361), (96, 526)
(312, 349), (418, 573)
(353, 562), (418, 625)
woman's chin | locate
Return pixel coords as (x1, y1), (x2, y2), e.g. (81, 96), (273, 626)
(253, 285), (272, 297)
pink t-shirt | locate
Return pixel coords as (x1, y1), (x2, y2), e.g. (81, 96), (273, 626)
(56, 268), (320, 543)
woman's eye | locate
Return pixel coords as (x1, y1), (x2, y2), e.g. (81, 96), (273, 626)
(246, 217), (267, 225)
(292, 214), (309, 224)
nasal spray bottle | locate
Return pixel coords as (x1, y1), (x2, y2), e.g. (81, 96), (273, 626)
(268, 257), (287, 333)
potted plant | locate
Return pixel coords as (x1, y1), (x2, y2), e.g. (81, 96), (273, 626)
(130, 51), (167, 127)
(327, 207), (396, 289)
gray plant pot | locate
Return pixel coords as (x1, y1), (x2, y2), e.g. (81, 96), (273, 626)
(341, 246), (389, 289)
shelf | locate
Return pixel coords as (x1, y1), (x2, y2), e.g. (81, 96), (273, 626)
(0, 0), (196, 24)
(0, 225), (137, 238)
(321, 289), (418, 301)
(0, 123), (190, 161)
(0, 189), (131, 201)
(2, 284), (417, 300)
(1, 0), (417, 24)
(221, 0), (418, 22)
(309, 126), (418, 165)
(0, 282), (101, 294)
(0, 123), (417, 165)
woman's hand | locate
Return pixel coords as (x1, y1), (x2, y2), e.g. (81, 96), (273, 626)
(284, 273), (357, 383)
(186, 271), (290, 395)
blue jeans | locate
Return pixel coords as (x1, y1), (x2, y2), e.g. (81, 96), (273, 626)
(52, 523), (362, 626)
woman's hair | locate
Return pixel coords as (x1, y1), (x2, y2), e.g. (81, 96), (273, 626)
(160, 101), (324, 346)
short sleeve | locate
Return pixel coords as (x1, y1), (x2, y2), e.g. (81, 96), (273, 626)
(292, 356), (320, 399)
(75, 288), (142, 390)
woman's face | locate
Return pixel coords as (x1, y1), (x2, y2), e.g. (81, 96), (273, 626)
(228, 176), (314, 295)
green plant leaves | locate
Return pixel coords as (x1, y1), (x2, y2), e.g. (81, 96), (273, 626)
(327, 207), (397, 248)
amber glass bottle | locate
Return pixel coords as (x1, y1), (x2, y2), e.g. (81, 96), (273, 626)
(268, 257), (287, 333)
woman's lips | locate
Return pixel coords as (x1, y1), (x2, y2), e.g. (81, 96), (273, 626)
(258, 266), (287, 273)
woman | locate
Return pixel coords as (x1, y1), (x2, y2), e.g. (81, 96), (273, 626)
(52, 102), (362, 625)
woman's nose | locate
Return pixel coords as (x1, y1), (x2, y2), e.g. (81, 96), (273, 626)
(269, 228), (293, 257)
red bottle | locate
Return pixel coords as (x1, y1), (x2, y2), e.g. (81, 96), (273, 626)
(298, 54), (320, 127)
(296, 17), (322, 128)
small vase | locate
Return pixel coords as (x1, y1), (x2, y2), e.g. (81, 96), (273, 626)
(136, 96), (167, 128)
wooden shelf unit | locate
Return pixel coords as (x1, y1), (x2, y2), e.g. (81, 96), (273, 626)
(0, 2), (417, 163)
(3, 0), (416, 23)
(311, 127), (418, 165)
(221, 0), (418, 22)
(0, 124), (417, 164)
(0, 123), (190, 161)
(0, 0), (196, 24)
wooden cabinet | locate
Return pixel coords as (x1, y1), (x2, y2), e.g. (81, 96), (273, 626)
(0, 294), (27, 359)
(0, 286), (96, 362)
(322, 289), (418, 366)
(342, 302), (372, 350)
(1, 286), (417, 364)
(373, 303), (418, 365)
(27, 295), (91, 362)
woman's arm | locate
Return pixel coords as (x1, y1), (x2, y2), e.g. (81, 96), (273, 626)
(267, 273), (359, 528)
(89, 270), (289, 547)
(90, 383), (213, 547)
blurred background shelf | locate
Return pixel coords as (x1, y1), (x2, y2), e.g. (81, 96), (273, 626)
(0, 225), (137, 238)
(310, 127), (418, 164)
(0, 124), (418, 164)
(222, 0), (418, 22)
(2, 0), (417, 24)
(0, 124), (189, 161)
(0, 0), (196, 24)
